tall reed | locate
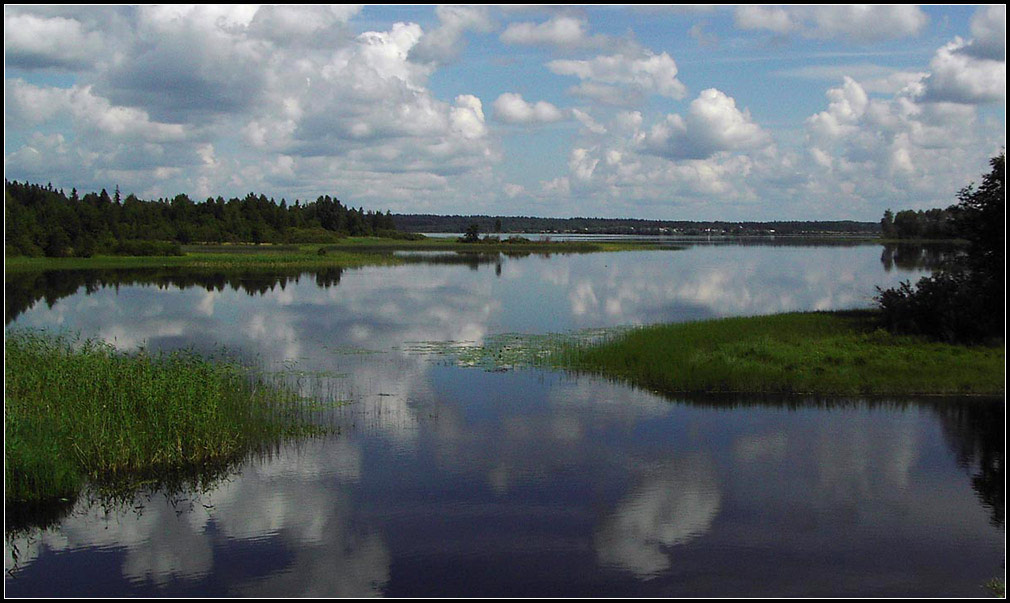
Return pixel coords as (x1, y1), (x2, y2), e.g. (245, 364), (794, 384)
(5, 329), (325, 504)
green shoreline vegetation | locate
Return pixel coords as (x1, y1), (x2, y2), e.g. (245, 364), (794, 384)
(554, 311), (1004, 397)
(4, 330), (328, 505)
(3, 237), (677, 275)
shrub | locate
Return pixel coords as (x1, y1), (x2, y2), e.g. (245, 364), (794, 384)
(876, 271), (996, 344)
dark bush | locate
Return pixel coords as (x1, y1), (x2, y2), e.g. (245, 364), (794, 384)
(876, 271), (996, 344)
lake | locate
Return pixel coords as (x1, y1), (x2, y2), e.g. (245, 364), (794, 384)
(4, 241), (1003, 596)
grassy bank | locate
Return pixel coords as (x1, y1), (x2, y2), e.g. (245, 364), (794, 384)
(4, 330), (326, 504)
(3, 238), (678, 273)
(3, 245), (400, 274)
(557, 311), (1004, 397)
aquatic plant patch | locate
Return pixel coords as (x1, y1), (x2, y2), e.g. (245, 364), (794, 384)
(4, 330), (331, 505)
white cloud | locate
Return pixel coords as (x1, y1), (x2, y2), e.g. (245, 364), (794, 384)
(645, 88), (770, 160)
(569, 147), (600, 182)
(802, 72), (999, 213)
(500, 15), (596, 50)
(965, 5), (1005, 60)
(735, 6), (928, 42)
(247, 5), (361, 43)
(806, 76), (869, 142)
(548, 50), (687, 103)
(6, 80), (187, 142)
(3, 8), (499, 206)
(492, 93), (568, 124)
(410, 5), (493, 64)
(572, 108), (607, 135)
(920, 37), (1005, 105)
(4, 12), (104, 69)
(450, 94), (487, 139)
(735, 5), (795, 35)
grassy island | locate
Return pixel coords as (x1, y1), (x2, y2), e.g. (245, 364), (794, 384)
(4, 330), (326, 505)
(560, 311), (1005, 397)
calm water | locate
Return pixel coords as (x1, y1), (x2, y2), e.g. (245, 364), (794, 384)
(4, 242), (1004, 596)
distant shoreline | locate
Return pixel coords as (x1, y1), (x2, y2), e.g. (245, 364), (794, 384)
(4, 236), (967, 275)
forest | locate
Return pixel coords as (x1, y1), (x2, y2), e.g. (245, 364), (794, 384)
(879, 207), (960, 239)
(4, 181), (397, 257)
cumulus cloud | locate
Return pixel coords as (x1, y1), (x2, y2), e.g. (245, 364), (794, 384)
(6, 80), (187, 142)
(964, 5), (1005, 60)
(492, 93), (568, 124)
(265, 20), (497, 187)
(645, 88), (770, 160)
(500, 15), (604, 50)
(920, 37), (1005, 105)
(410, 5), (494, 64)
(246, 5), (361, 43)
(4, 7), (500, 204)
(800, 20), (1005, 211)
(802, 71), (999, 213)
(806, 76), (869, 142)
(548, 50), (687, 105)
(735, 5), (928, 42)
(450, 94), (488, 139)
(4, 12), (104, 70)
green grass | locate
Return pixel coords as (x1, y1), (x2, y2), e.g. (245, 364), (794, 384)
(4, 330), (328, 504)
(4, 238), (681, 274)
(3, 244), (401, 274)
(558, 311), (1004, 396)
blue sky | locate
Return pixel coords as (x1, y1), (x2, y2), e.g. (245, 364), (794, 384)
(4, 5), (1005, 220)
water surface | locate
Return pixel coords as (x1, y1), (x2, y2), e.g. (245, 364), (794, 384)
(5, 242), (1003, 596)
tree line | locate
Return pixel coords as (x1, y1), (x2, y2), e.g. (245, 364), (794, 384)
(394, 214), (880, 235)
(879, 207), (960, 239)
(4, 181), (398, 257)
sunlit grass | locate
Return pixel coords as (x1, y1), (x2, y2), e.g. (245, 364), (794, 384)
(561, 311), (1005, 396)
(4, 329), (329, 504)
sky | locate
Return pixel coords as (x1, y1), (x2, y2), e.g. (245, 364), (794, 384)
(3, 5), (1006, 221)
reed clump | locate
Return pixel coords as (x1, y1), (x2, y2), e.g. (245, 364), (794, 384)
(4, 330), (326, 504)
(559, 311), (1005, 397)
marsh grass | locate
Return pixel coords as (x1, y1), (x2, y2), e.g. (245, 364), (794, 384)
(561, 311), (1005, 396)
(4, 330), (329, 505)
(406, 311), (1004, 397)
